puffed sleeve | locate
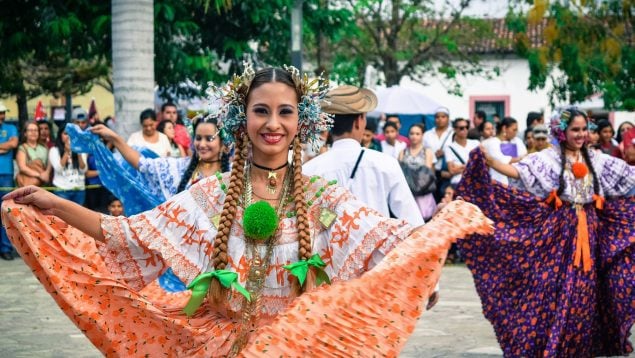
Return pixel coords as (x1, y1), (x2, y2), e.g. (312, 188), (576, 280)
(137, 156), (191, 199)
(310, 180), (415, 282)
(98, 177), (220, 290)
(510, 149), (560, 198)
(593, 151), (635, 197)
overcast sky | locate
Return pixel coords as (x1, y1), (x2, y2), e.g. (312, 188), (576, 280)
(435, 0), (515, 18)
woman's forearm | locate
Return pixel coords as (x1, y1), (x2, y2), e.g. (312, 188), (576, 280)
(60, 151), (70, 167)
(487, 158), (520, 179)
(114, 137), (141, 169)
(51, 199), (105, 242)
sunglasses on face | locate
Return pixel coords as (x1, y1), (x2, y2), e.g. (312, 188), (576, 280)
(454, 126), (468, 130)
(534, 130), (548, 134)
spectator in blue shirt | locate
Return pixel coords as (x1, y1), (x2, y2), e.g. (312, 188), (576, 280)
(0, 103), (18, 260)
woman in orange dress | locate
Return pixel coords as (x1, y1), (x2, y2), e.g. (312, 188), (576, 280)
(2, 65), (492, 357)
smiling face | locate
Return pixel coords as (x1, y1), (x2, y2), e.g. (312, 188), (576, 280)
(565, 115), (588, 151)
(194, 122), (222, 162)
(246, 82), (299, 165)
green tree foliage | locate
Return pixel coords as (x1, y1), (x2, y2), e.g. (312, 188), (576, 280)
(0, 0), (110, 124)
(2, 0), (490, 115)
(507, 0), (634, 110)
(326, 0), (497, 90)
(155, 0), (350, 100)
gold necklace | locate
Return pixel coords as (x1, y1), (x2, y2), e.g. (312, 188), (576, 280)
(228, 163), (292, 355)
(251, 161), (289, 195)
(191, 166), (209, 185)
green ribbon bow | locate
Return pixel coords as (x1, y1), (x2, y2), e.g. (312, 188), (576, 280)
(183, 270), (251, 317)
(283, 254), (331, 287)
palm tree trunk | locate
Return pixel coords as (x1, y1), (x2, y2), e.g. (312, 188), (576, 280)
(111, 0), (154, 139)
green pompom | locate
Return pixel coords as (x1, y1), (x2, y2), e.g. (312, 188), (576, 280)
(243, 201), (279, 240)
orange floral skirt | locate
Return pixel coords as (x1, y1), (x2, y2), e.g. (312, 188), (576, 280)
(3, 200), (491, 357)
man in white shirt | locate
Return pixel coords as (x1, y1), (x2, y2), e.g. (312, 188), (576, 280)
(127, 109), (172, 157)
(423, 106), (453, 199)
(303, 85), (424, 226)
(444, 118), (480, 186)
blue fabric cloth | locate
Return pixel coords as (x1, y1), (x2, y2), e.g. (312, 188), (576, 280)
(0, 123), (18, 174)
(0, 174), (14, 252)
(67, 124), (188, 292)
(66, 124), (163, 216)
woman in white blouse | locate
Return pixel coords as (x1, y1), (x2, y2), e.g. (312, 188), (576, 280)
(49, 123), (87, 204)
(481, 116), (526, 185)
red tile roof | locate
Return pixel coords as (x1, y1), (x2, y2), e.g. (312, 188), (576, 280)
(465, 18), (547, 54)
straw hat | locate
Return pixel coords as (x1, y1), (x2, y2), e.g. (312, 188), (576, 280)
(322, 85), (378, 115)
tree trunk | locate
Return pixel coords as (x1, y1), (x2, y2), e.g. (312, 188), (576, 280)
(315, 0), (330, 77)
(16, 86), (28, 131)
(383, 56), (400, 86)
(65, 93), (72, 123)
(111, 0), (154, 140)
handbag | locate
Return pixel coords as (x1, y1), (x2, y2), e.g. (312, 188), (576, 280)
(400, 149), (437, 196)
(16, 145), (45, 187)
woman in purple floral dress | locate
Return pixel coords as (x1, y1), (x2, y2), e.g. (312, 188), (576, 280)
(457, 107), (635, 357)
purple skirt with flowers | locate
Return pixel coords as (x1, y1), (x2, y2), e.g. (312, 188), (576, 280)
(456, 148), (635, 357)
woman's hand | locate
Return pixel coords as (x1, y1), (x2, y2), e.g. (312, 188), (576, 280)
(426, 291), (439, 310)
(90, 124), (121, 142)
(38, 171), (49, 183)
(479, 144), (493, 166)
(2, 186), (59, 215)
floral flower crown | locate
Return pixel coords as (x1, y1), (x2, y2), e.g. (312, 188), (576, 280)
(549, 106), (595, 142)
(207, 62), (333, 150)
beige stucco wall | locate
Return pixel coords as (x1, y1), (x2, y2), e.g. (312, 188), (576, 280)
(0, 85), (115, 121)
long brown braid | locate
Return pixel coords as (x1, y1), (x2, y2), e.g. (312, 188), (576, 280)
(208, 134), (248, 302)
(290, 136), (314, 294)
(580, 145), (600, 195)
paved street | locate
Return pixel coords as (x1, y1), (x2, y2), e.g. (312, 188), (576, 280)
(0, 258), (559, 357)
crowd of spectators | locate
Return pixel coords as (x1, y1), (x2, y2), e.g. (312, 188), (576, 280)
(305, 105), (634, 262)
(0, 101), (191, 260)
